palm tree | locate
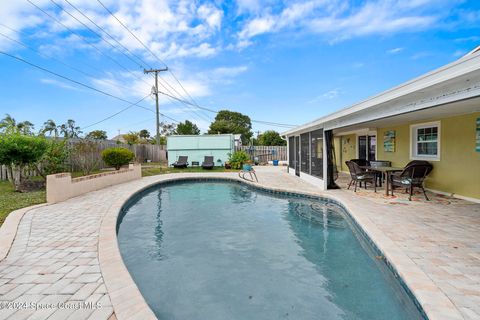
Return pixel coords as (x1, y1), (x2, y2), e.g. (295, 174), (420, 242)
(17, 121), (34, 135)
(60, 119), (82, 138)
(0, 114), (17, 134)
(0, 114), (34, 135)
(41, 119), (59, 137)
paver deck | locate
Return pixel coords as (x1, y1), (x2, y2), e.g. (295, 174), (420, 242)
(0, 167), (478, 319)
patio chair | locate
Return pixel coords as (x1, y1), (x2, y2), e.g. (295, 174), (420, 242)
(345, 161), (377, 192)
(390, 162), (433, 201)
(201, 156), (214, 169)
(350, 159), (370, 167)
(172, 156), (189, 168)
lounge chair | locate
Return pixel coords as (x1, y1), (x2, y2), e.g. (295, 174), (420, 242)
(345, 161), (377, 192)
(172, 156), (188, 168)
(390, 162), (433, 201)
(202, 156), (214, 169)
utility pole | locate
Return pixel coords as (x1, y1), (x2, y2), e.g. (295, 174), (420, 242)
(144, 67), (168, 145)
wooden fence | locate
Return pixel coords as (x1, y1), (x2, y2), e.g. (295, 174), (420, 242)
(66, 140), (167, 170)
(235, 146), (287, 162)
(0, 140), (167, 181)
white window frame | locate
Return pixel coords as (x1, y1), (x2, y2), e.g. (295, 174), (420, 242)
(410, 121), (441, 161)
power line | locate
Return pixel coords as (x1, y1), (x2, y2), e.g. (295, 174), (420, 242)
(61, 0), (211, 123)
(0, 25), (149, 97)
(36, 0), (198, 124)
(81, 94), (151, 130)
(62, 0), (150, 70)
(157, 90), (297, 128)
(0, 51), (167, 125)
(26, 0), (151, 88)
(95, 0), (213, 121)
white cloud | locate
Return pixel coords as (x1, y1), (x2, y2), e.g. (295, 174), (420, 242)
(1, 0), (223, 61)
(308, 88), (342, 104)
(387, 47), (404, 54)
(236, 0), (451, 45)
(40, 78), (81, 91)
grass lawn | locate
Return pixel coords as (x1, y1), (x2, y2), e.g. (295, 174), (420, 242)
(142, 165), (236, 177)
(0, 181), (46, 225)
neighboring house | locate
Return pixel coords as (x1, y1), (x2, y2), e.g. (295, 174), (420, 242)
(111, 134), (126, 144)
(282, 49), (480, 202)
(167, 134), (235, 167)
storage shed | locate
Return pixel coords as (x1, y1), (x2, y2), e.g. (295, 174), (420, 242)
(167, 134), (235, 167)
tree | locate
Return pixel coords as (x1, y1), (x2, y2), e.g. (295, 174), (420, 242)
(36, 139), (70, 178)
(123, 132), (140, 145)
(160, 122), (177, 136)
(257, 130), (286, 146)
(208, 110), (252, 142)
(102, 147), (134, 170)
(176, 120), (200, 135)
(139, 129), (150, 139)
(86, 130), (107, 140)
(41, 119), (59, 137)
(70, 139), (101, 176)
(60, 119), (82, 138)
(0, 114), (34, 135)
(0, 134), (48, 190)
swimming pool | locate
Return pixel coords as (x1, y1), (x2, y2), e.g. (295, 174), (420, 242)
(118, 180), (424, 320)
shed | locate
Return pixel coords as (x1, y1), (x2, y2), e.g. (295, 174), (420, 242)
(167, 134), (234, 167)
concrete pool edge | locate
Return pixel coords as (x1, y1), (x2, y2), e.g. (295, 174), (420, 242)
(100, 173), (461, 320)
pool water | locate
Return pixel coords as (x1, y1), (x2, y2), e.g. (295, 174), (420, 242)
(118, 181), (423, 320)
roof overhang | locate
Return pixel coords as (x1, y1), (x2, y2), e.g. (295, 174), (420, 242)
(283, 50), (480, 136)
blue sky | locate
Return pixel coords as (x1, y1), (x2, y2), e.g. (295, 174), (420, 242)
(0, 0), (479, 138)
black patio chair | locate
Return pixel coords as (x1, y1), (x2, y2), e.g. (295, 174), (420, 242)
(350, 159), (370, 167)
(172, 156), (189, 168)
(345, 161), (377, 192)
(390, 162), (433, 201)
(201, 156), (214, 169)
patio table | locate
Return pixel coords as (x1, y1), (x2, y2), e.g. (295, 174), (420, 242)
(362, 166), (403, 196)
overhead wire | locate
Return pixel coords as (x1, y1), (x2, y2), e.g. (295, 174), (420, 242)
(0, 25), (149, 97)
(60, 0), (211, 123)
(26, 0), (152, 88)
(26, 0), (189, 123)
(0, 51), (180, 130)
(95, 0), (214, 121)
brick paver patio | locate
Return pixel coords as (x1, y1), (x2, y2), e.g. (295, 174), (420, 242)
(0, 167), (478, 319)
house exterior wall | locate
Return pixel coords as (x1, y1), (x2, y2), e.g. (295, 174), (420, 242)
(167, 135), (234, 167)
(339, 134), (357, 172)
(376, 112), (480, 199)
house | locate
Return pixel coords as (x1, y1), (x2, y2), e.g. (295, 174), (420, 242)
(167, 134), (235, 167)
(282, 49), (480, 202)
(111, 134), (126, 144)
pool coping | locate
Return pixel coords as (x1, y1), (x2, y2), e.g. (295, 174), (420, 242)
(99, 173), (463, 320)
(0, 203), (48, 262)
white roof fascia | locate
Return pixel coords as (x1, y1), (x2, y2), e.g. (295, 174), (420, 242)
(282, 49), (480, 136)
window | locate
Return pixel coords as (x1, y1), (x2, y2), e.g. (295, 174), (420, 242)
(411, 122), (440, 160)
(310, 129), (323, 178)
(288, 137), (295, 169)
(300, 133), (310, 173)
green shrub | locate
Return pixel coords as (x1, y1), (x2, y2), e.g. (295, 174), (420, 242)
(102, 147), (134, 170)
(228, 150), (250, 169)
(0, 134), (48, 190)
(37, 139), (70, 178)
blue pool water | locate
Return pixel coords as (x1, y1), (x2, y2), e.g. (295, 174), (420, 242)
(118, 181), (423, 320)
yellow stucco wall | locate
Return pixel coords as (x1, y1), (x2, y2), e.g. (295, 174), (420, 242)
(376, 112), (480, 199)
(337, 134), (357, 172)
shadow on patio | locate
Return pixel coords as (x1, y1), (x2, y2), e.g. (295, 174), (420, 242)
(335, 172), (474, 207)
